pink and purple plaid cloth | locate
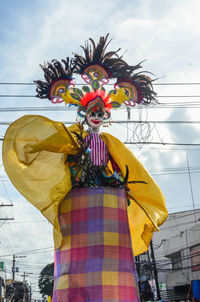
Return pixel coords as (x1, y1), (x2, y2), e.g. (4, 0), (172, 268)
(53, 187), (139, 302)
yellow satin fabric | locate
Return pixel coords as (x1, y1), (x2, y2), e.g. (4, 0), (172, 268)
(3, 115), (168, 256)
(102, 133), (168, 255)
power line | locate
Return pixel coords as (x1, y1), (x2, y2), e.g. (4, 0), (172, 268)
(116, 120), (200, 124)
(0, 247), (53, 257)
(0, 103), (199, 110)
(1, 81), (200, 86)
(1, 136), (200, 146)
(125, 142), (200, 146)
(0, 83), (35, 85)
(1, 94), (200, 98)
(0, 106), (66, 112)
(167, 205), (200, 210)
(1, 135), (200, 146)
(2, 142), (200, 152)
(161, 219), (200, 231)
(6, 219), (46, 224)
(0, 95), (34, 97)
(159, 95), (200, 98)
(1, 119), (200, 125)
(128, 146), (200, 151)
(149, 166), (200, 172)
(152, 236), (200, 257)
(166, 209), (200, 220)
(1, 166), (200, 179)
(156, 251), (200, 269)
(154, 82), (200, 86)
(157, 259), (200, 271)
(0, 103), (200, 110)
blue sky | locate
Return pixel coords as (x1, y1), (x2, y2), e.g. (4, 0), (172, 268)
(1, 0), (200, 299)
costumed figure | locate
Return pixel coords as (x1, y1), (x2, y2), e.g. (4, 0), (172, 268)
(3, 35), (168, 302)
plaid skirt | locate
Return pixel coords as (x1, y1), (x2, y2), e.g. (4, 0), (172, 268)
(52, 187), (139, 302)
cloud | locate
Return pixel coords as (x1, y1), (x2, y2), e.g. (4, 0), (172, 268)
(167, 109), (200, 143)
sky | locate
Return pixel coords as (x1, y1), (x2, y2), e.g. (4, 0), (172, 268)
(0, 0), (200, 299)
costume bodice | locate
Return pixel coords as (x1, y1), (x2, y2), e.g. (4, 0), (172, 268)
(84, 132), (109, 166)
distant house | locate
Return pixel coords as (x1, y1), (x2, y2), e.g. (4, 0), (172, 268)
(139, 209), (200, 300)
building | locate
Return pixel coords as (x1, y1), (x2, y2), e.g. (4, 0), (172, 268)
(0, 268), (5, 302)
(152, 209), (200, 299)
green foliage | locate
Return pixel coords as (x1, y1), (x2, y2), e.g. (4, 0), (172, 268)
(38, 263), (54, 298)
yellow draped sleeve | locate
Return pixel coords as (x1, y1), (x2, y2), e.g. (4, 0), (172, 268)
(3, 117), (167, 255)
(2, 115), (82, 249)
(101, 132), (168, 256)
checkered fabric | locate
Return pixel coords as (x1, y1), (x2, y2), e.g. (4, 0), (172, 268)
(52, 187), (139, 302)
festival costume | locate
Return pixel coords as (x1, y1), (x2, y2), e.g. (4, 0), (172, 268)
(3, 35), (168, 301)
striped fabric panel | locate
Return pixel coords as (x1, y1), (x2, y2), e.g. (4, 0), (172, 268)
(53, 187), (139, 302)
(84, 132), (109, 166)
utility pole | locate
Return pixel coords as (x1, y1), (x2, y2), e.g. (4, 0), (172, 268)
(20, 272), (33, 302)
(150, 241), (161, 300)
(12, 255), (26, 281)
(29, 284), (32, 302)
(135, 255), (143, 301)
(20, 271), (33, 284)
(147, 249), (154, 281)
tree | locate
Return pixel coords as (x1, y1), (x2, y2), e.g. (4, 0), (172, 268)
(38, 263), (54, 298)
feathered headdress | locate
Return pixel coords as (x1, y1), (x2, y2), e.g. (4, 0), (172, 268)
(34, 58), (76, 103)
(34, 34), (157, 118)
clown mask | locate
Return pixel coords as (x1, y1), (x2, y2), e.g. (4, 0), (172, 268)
(86, 107), (105, 131)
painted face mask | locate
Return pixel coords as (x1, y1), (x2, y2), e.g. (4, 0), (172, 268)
(86, 109), (105, 130)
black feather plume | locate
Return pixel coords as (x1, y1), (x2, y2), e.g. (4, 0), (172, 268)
(34, 57), (76, 99)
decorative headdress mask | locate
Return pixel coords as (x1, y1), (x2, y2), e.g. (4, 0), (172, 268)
(34, 34), (157, 118)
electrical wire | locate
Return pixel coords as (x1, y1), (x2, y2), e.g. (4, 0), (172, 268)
(156, 251), (200, 269)
(0, 103), (200, 110)
(128, 146), (200, 151)
(5, 219), (46, 224)
(1, 81), (200, 86)
(1, 119), (200, 125)
(2, 136), (200, 146)
(165, 209), (200, 218)
(0, 119), (200, 124)
(152, 240), (200, 257)
(0, 170), (13, 205)
(1, 164), (200, 177)
(1, 94), (200, 98)
(125, 142), (200, 146)
(0, 247), (53, 257)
